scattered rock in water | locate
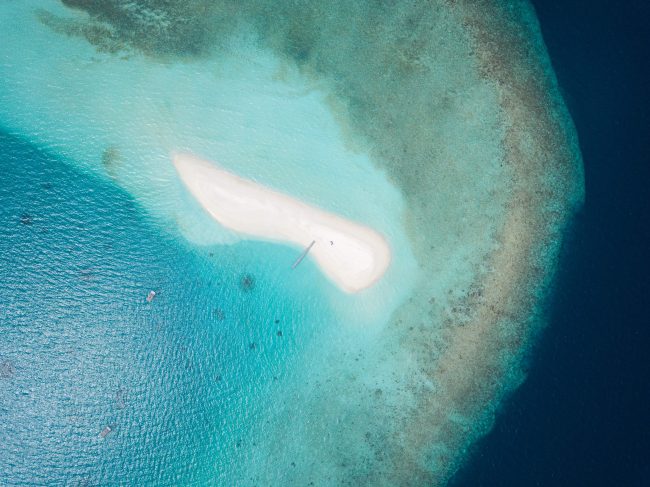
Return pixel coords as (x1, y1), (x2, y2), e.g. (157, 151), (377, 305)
(0, 360), (15, 378)
(240, 274), (255, 291)
(248, 342), (257, 350)
(274, 319), (280, 324)
(276, 330), (283, 337)
(19, 213), (33, 225)
(214, 308), (225, 321)
(41, 182), (53, 190)
(115, 387), (127, 409)
(215, 374), (222, 382)
(80, 268), (95, 281)
(101, 146), (122, 178)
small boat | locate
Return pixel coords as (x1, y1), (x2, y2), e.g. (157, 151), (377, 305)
(146, 290), (156, 303)
(99, 426), (112, 438)
(291, 240), (316, 269)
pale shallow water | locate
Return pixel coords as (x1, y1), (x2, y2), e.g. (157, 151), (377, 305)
(0, 1), (583, 485)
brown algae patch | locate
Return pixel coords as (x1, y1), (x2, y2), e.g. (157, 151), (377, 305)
(36, 8), (130, 55)
(101, 145), (123, 179)
(44, 0), (584, 484)
(56, 0), (244, 59)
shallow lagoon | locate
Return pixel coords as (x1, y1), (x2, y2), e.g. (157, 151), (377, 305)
(0, 1), (583, 484)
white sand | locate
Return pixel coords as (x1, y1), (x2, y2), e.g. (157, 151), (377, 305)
(172, 153), (391, 293)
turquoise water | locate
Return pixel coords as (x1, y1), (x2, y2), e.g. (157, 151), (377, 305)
(0, 0), (416, 326)
(0, 1), (584, 485)
(0, 131), (334, 485)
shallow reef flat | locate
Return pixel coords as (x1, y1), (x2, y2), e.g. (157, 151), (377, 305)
(0, 1), (583, 485)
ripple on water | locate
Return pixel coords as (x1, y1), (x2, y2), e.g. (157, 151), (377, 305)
(0, 0), (583, 484)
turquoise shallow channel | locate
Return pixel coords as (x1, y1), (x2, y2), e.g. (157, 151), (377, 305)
(0, 1), (584, 485)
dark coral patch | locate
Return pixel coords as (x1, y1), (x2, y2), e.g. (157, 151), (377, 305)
(240, 274), (255, 291)
(0, 360), (15, 379)
(20, 213), (34, 225)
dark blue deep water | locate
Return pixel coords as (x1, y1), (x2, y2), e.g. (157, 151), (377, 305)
(452, 1), (650, 485)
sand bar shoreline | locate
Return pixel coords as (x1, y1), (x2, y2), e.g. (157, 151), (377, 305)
(172, 152), (392, 293)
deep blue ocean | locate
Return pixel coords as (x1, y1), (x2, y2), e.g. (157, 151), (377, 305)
(452, 1), (650, 485)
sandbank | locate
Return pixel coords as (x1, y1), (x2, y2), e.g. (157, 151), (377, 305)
(172, 153), (391, 293)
